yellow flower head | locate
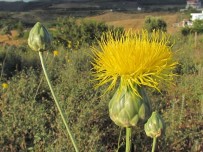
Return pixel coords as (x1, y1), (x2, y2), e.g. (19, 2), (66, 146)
(91, 30), (177, 96)
(53, 50), (59, 57)
(2, 83), (8, 89)
(67, 40), (72, 49)
(68, 44), (72, 49)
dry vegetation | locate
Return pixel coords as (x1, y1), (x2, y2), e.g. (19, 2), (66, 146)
(1, 7), (203, 151)
(86, 11), (181, 33)
(0, 11), (182, 46)
(0, 30), (26, 46)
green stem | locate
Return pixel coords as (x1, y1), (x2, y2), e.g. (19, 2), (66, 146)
(34, 52), (49, 100)
(126, 127), (132, 152)
(117, 127), (123, 152)
(39, 52), (79, 152)
(0, 49), (8, 80)
(152, 137), (157, 152)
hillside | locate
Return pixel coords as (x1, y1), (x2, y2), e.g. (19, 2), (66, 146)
(86, 11), (181, 34)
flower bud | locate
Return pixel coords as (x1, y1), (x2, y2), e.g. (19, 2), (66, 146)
(28, 22), (51, 52)
(144, 111), (165, 138)
(109, 85), (151, 127)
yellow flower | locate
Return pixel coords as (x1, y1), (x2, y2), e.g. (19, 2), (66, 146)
(68, 44), (72, 49)
(53, 50), (59, 57)
(2, 83), (8, 89)
(91, 30), (177, 96)
(67, 40), (72, 49)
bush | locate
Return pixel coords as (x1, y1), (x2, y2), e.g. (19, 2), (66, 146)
(0, 45), (40, 78)
(0, 25), (11, 35)
(144, 16), (167, 32)
(52, 17), (124, 49)
(192, 19), (203, 33)
(53, 17), (85, 49)
(181, 26), (191, 36)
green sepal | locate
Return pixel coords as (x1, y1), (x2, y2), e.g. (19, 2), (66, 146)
(28, 22), (51, 52)
(109, 85), (151, 127)
(144, 111), (165, 138)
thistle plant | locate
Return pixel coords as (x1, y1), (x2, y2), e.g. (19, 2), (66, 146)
(144, 111), (165, 152)
(28, 22), (78, 152)
(91, 30), (177, 152)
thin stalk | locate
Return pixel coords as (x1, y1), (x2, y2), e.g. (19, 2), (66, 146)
(152, 137), (157, 152)
(179, 94), (185, 126)
(117, 127), (123, 152)
(39, 52), (79, 152)
(0, 49), (8, 80)
(34, 52), (50, 100)
(126, 127), (132, 152)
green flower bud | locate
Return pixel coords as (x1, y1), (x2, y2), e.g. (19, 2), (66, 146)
(28, 22), (51, 52)
(144, 111), (165, 138)
(109, 85), (151, 127)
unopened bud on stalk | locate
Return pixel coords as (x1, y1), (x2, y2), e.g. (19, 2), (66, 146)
(144, 111), (165, 138)
(28, 22), (51, 52)
(109, 85), (151, 127)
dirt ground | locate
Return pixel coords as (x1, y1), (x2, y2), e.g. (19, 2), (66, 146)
(0, 30), (26, 46)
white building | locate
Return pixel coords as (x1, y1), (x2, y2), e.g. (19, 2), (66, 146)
(191, 11), (203, 21)
(186, 0), (201, 9)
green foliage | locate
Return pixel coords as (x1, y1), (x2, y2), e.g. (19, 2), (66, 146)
(16, 21), (24, 38)
(0, 69), (55, 151)
(144, 16), (167, 32)
(0, 45), (40, 78)
(0, 26), (11, 35)
(53, 17), (84, 49)
(0, 14), (25, 34)
(192, 19), (203, 33)
(53, 17), (124, 49)
(180, 26), (191, 36)
(0, 18), (202, 152)
(181, 20), (203, 36)
(82, 20), (109, 44)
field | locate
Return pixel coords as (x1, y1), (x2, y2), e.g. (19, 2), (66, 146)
(0, 11), (181, 46)
(87, 11), (180, 33)
(0, 1), (203, 151)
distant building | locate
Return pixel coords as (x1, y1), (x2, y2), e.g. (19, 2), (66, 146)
(182, 19), (193, 27)
(186, 0), (201, 9)
(137, 7), (142, 11)
(191, 11), (203, 21)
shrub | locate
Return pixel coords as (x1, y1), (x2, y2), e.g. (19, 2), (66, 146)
(53, 17), (85, 49)
(0, 25), (11, 35)
(53, 17), (124, 49)
(144, 16), (167, 32)
(192, 19), (203, 33)
(0, 45), (40, 78)
(181, 26), (191, 36)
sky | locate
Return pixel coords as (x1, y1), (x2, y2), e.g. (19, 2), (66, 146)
(0, 0), (40, 2)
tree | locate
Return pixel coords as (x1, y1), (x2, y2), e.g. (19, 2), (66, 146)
(192, 19), (203, 33)
(144, 16), (167, 32)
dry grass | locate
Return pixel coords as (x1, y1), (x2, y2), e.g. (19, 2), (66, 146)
(86, 11), (181, 34)
(0, 30), (26, 46)
(0, 11), (182, 46)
